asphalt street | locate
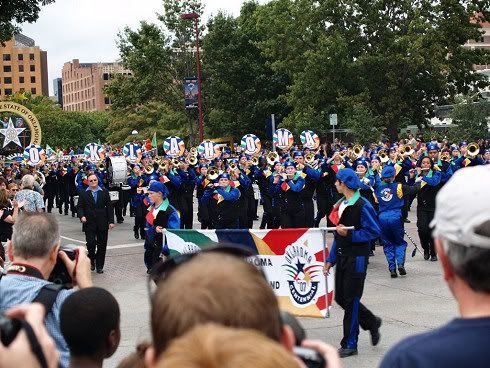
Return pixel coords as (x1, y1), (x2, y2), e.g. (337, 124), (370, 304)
(54, 203), (456, 368)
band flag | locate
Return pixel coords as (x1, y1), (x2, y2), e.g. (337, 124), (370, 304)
(165, 228), (332, 318)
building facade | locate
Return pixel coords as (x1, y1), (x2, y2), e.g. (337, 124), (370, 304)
(53, 77), (63, 106)
(0, 34), (49, 98)
(61, 59), (131, 112)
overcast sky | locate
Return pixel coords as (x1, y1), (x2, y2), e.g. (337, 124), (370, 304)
(21, 0), (262, 95)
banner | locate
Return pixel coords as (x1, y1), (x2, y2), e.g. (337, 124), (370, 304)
(183, 77), (199, 109)
(165, 228), (333, 318)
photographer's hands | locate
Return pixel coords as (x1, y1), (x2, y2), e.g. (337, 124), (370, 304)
(59, 246), (93, 288)
(0, 303), (59, 368)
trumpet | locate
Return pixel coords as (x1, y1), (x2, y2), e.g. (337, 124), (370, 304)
(144, 165), (154, 175)
(207, 166), (219, 180)
(466, 142), (480, 157)
(251, 156), (259, 166)
(400, 144), (414, 157)
(187, 156), (198, 166)
(305, 153), (315, 164)
(228, 162), (238, 171)
(440, 151), (451, 162)
(98, 161), (105, 171)
(267, 152), (279, 166)
(158, 163), (168, 173)
(171, 158), (180, 166)
(189, 147), (198, 156)
(352, 145), (364, 159)
(378, 151), (389, 163)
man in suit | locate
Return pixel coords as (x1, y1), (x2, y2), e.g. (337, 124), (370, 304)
(77, 173), (115, 273)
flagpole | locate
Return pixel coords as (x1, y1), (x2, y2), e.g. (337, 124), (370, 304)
(155, 132), (158, 156)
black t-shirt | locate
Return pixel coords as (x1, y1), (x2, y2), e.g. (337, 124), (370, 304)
(379, 317), (490, 368)
(0, 204), (13, 241)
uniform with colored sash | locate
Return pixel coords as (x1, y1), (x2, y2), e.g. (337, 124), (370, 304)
(201, 183), (241, 229)
(270, 173), (306, 228)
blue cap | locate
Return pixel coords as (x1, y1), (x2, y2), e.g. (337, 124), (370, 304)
(336, 168), (361, 190)
(354, 158), (369, 169)
(381, 166), (396, 178)
(199, 164), (209, 169)
(238, 153), (248, 160)
(218, 173), (230, 180)
(142, 152), (151, 159)
(284, 161), (296, 168)
(148, 181), (169, 198)
(427, 143), (439, 151)
(87, 164), (96, 171)
(459, 141), (468, 147)
(293, 151), (304, 158)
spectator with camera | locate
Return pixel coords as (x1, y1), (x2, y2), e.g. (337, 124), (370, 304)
(140, 247), (341, 368)
(0, 212), (93, 368)
(380, 166), (490, 368)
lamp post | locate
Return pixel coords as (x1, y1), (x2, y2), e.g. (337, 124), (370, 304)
(181, 12), (203, 142)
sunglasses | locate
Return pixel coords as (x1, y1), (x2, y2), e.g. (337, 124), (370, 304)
(10, 189), (18, 191)
(89, 179), (98, 182)
(146, 244), (259, 301)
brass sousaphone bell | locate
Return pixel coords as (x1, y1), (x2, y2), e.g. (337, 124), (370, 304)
(466, 142), (480, 157)
(207, 166), (219, 181)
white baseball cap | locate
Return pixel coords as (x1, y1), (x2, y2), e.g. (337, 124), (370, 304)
(431, 165), (490, 249)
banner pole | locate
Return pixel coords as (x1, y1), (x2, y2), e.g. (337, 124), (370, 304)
(322, 228), (330, 318)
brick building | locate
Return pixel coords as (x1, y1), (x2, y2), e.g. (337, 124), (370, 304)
(61, 59), (131, 112)
(0, 34), (49, 98)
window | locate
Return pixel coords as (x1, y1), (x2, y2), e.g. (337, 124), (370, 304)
(30, 76), (36, 83)
(103, 73), (109, 80)
(19, 65), (24, 72)
(31, 87), (36, 94)
(2, 54), (11, 61)
(3, 65), (11, 72)
(4, 77), (12, 84)
(18, 54), (23, 61)
(29, 53), (35, 61)
(19, 76), (24, 83)
(30, 65), (35, 72)
(5, 89), (12, 95)
(104, 96), (110, 104)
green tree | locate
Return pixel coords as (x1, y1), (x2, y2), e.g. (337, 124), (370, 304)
(0, 0), (55, 43)
(447, 97), (490, 142)
(203, 2), (290, 138)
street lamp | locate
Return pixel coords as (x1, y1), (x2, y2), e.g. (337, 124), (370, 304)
(181, 12), (204, 142)
(131, 130), (138, 135)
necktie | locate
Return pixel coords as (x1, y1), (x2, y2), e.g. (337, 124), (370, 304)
(92, 190), (98, 203)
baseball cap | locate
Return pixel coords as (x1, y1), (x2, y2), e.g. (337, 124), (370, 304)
(430, 166), (490, 249)
(381, 166), (395, 178)
(336, 168), (361, 190)
(148, 181), (169, 198)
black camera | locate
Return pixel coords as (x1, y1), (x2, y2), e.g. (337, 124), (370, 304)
(48, 244), (77, 286)
(281, 311), (327, 368)
(0, 314), (22, 347)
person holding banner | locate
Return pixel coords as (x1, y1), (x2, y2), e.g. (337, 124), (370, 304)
(324, 168), (382, 358)
(270, 161), (305, 228)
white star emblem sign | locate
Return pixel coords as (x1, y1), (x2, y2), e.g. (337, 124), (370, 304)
(0, 118), (26, 148)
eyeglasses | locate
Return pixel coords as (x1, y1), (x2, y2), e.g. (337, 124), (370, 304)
(10, 189), (18, 192)
(147, 244), (259, 301)
(89, 179), (98, 182)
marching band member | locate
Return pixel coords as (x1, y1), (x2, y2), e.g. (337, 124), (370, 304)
(56, 163), (71, 215)
(412, 156), (442, 261)
(268, 161), (284, 229)
(43, 164), (58, 213)
(293, 151), (320, 227)
(254, 156), (274, 229)
(236, 155), (253, 228)
(270, 161), (305, 228)
(483, 148), (490, 164)
(175, 157), (197, 229)
(128, 165), (146, 239)
(196, 164), (213, 229)
(201, 172), (241, 229)
(144, 181), (180, 272)
(426, 143), (453, 184)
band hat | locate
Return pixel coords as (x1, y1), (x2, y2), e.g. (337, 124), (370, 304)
(293, 151), (304, 158)
(430, 166), (490, 249)
(218, 173), (230, 180)
(381, 166), (396, 178)
(459, 141), (468, 147)
(427, 143), (439, 151)
(284, 161), (296, 168)
(148, 181), (169, 198)
(354, 159), (369, 169)
(336, 168), (361, 190)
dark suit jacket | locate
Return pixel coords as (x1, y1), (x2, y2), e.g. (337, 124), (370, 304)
(77, 188), (115, 231)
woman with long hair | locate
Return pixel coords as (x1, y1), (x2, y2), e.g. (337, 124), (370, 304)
(0, 188), (20, 264)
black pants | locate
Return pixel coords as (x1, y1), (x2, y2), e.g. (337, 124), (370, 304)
(260, 195), (274, 229)
(247, 195), (255, 228)
(134, 216), (145, 238)
(58, 188), (69, 213)
(280, 208), (305, 228)
(216, 217), (239, 229)
(335, 255), (378, 349)
(303, 198), (314, 228)
(238, 197), (249, 229)
(114, 199), (124, 222)
(44, 190), (56, 213)
(180, 195), (194, 229)
(417, 208), (436, 257)
(85, 227), (108, 270)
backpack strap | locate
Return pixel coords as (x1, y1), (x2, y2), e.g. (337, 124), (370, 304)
(32, 284), (67, 316)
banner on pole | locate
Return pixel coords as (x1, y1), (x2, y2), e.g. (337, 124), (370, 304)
(165, 228), (333, 318)
(183, 77), (199, 109)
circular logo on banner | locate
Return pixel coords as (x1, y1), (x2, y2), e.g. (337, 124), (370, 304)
(84, 143), (105, 163)
(198, 140), (220, 160)
(380, 188), (393, 202)
(300, 130), (320, 149)
(240, 134), (261, 155)
(163, 136), (185, 157)
(282, 243), (323, 307)
(273, 128), (294, 150)
(23, 144), (46, 166)
(123, 142), (142, 163)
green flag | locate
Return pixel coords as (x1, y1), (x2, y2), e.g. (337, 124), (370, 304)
(151, 132), (157, 148)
